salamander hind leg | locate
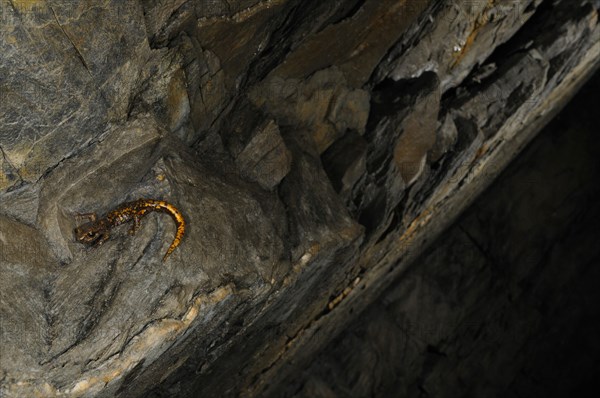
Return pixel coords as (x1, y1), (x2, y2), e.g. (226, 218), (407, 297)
(94, 232), (110, 247)
(129, 214), (142, 235)
(75, 212), (97, 223)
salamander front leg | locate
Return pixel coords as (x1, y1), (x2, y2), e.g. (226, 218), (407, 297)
(76, 212), (97, 223)
(129, 215), (142, 235)
(94, 232), (110, 247)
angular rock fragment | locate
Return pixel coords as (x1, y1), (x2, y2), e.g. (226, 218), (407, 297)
(235, 120), (292, 190)
(429, 114), (458, 164)
(321, 131), (367, 202)
(353, 72), (440, 237)
(249, 68), (370, 153)
(279, 129), (361, 261)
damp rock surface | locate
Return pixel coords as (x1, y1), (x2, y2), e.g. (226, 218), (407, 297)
(1, 0), (599, 397)
(279, 68), (600, 398)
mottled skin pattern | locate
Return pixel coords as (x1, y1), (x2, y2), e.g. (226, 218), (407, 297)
(74, 199), (185, 261)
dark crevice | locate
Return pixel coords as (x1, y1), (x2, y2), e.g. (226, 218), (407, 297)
(370, 0), (444, 85)
(48, 5), (93, 77)
(320, 0), (366, 28)
(244, 1), (313, 86)
(116, 359), (146, 394)
(76, 262), (121, 344)
(374, 210), (398, 245)
(320, 131), (367, 194)
(440, 0), (549, 108)
(148, 0), (196, 49)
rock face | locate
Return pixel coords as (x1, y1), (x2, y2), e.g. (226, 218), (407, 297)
(279, 71), (600, 398)
(0, 0), (598, 397)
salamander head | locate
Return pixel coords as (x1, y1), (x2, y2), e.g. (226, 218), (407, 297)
(74, 220), (108, 245)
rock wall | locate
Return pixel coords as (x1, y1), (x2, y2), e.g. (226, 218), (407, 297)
(277, 70), (600, 398)
(1, 0), (598, 397)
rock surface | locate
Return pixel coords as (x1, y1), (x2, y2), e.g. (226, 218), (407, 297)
(278, 70), (600, 398)
(1, 0), (599, 397)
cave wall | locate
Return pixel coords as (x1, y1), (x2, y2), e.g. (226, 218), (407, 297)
(1, 0), (599, 397)
(277, 71), (600, 398)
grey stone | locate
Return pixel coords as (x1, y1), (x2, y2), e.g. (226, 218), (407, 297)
(0, 0), (598, 396)
(235, 119), (292, 190)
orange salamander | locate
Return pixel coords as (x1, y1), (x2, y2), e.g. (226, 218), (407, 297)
(74, 199), (185, 261)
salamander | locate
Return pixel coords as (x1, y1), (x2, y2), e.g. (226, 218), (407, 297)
(74, 199), (185, 261)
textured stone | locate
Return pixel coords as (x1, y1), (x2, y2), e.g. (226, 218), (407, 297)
(0, 0), (151, 186)
(235, 119), (292, 190)
(376, 0), (543, 90)
(428, 114), (458, 164)
(269, 0), (431, 88)
(0, 0), (598, 397)
(279, 69), (600, 398)
(279, 129), (361, 261)
(350, 72), (440, 238)
(1, 127), (288, 397)
(249, 67), (370, 153)
(321, 131), (367, 201)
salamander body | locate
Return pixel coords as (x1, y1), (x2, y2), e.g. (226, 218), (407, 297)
(74, 199), (185, 261)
